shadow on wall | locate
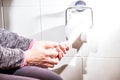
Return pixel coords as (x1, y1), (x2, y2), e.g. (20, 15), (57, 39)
(30, 25), (66, 42)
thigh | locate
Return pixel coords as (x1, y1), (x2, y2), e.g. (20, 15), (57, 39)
(13, 66), (63, 80)
(0, 73), (39, 80)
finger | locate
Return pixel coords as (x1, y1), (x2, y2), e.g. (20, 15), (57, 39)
(43, 63), (54, 68)
(31, 60), (54, 68)
(57, 52), (63, 60)
(59, 44), (66, 54)
(56, 46), (64, 60)
(39, 63), (54, 68)
(60, 42), (70, 51)
(45, 48), (59, 57)
(44, 41), (59, 49)
(65, 43), (70, 51)
(42, 57), (59, 66)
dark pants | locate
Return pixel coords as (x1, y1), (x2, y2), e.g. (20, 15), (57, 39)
(0, 66), (63, 80)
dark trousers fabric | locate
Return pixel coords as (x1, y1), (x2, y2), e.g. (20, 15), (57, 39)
(0, 66), (63, 80)
(0, 73), (39, 80)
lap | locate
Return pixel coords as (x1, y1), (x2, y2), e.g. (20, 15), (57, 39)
(0, 73), (39, 80)
(13, 66), (63, 80)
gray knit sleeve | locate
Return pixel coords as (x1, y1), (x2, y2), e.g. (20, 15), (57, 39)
(0, 28), (32, 51)
(0, 45), (24, 70)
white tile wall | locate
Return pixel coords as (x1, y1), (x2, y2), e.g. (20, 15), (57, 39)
(83, 57), (120, 80)
(0, 0), (4, 28)
(3, 0), (41, 39)
(40, 0), (66, 42)
(77, 0), (120, 58)
(40, 0), (75, 15)
(2, 0), (40, 7)
(40, 0), (74, 32)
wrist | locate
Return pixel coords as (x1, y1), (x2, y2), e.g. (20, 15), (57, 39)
(21, 52), (27, 67)
(21, 50), (32, 67)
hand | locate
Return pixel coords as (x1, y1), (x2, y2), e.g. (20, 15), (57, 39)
(56, 42), (69, 60)
(31, 41), (69, 60)
(24, 41), (69, 68)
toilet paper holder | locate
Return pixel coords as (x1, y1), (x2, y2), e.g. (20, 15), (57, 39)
(65, 0), (93, 29)
(64, 0), (94, 50)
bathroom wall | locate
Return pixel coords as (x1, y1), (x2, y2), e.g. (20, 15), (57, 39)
(81, 0), (120, 80)
(1, 0), (120, 80)
(2, 0), (41, 39)
(0, 0), (3, 27)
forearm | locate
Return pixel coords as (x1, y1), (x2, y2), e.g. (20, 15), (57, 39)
(0, 46), (24, 70)
(0, 28), (32, 51)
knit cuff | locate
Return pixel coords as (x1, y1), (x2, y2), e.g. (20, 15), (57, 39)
(28, 40), (34, 50)
(21, 53), (27, 67)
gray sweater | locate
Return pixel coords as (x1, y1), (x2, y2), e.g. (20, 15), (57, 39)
(0, 28), (32, 70)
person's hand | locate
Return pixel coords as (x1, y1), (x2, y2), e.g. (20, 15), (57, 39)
(32, 41), (69, 60)
(24, 41), (69, 68)
(56, 42), (69, 60)
(31, 41), (69, 60)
